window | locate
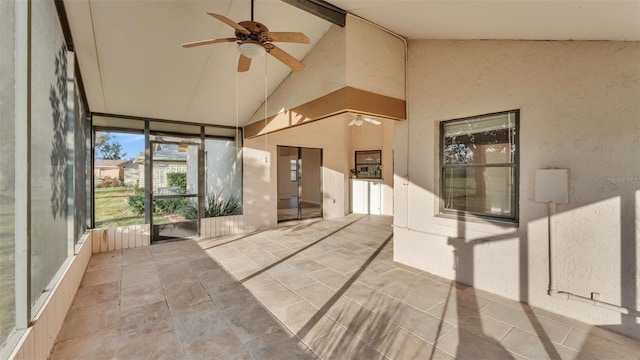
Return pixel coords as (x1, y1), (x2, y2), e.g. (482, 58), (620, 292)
(440, 110), (519, 221)
(355, 150), (382, 179)
(290, 159), (297, 181)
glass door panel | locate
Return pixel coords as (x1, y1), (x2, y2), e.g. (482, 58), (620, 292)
(277, 146), (322, 222)
(300, 148), (322, 219)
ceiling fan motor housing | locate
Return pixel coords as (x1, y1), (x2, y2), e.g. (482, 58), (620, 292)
(236, 21), (273, 44)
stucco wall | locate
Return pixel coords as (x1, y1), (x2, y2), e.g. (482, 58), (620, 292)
(247, 24), (346, 124)
(395, 39), (640, 337)
(345, 15), (406, 101)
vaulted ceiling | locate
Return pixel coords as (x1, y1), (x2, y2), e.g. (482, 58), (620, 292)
(63, 0), (640, 127)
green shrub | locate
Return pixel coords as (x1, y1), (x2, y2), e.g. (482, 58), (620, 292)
(205, 191), (241, 217)
(166, 173), (187, 192)
(177, 204), (198, 220)
(154, 197), (188, 213)
(127, 194), (145, 214)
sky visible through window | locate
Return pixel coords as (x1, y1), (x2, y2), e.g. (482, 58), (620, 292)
(109, 133), (144, 160)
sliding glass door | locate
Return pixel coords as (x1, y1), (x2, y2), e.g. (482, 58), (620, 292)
(277, 146), (322, 222)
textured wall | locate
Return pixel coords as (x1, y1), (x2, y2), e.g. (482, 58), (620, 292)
(247, 24), (346, 124)
(243, 116), (350, 230)
(345, 15), (406, 101)
(395, 39), (640, 337)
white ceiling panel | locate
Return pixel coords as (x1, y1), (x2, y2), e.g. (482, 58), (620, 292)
(65, 0), (639, 128)
(328, 0), (640, 41)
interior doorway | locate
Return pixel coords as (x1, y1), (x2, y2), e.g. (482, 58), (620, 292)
(277, 146), (322, 222)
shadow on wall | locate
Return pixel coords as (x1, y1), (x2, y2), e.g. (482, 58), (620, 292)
(49, 45), (68, 219)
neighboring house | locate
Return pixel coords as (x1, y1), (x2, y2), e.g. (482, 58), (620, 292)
(120, 159), (140, 187)
(133, 144), (188, 193)
(93, 159), (125, 182)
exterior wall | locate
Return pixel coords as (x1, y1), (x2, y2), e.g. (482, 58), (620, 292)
(200, 215), (244, 239)
(244, 117), (350, 230)
(94, 167), (122, 180)
(91, 225), (151, 254)
(123, 162), (140, 187)
(150, 161), (186, 193)
(345, 15), (406, 101)
(396, 39), (640, 338)
(247, 24), (346, 124)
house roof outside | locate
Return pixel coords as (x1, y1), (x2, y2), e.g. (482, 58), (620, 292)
(132, 144), (188, 164)
(94, 159), (127, 168)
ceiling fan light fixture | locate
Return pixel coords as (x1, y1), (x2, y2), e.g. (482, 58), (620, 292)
(239, 42), (265, 58)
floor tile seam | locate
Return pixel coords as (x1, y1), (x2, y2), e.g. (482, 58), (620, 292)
(327, 326), (390, 359)
(476, 311), (562, 342)
(394, 322), (448, 347)
(558, 326), (575, 346)
(496, 323), (573, 354)
(501, 302), (583, 330)
(387, 307), (452, 333)
(162, 294), (190, 360)
(495, 332), (541, 360)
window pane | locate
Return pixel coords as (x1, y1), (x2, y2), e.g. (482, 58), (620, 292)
(73, 77), (88, 243)
(94, 131), (145, 228)
(152, 143), (197, 196)
(355, 150), (381, 165)
(443, 112), (516, 165)
(290, 160), (297, 181)
(30, 0), (69, 308)
(204, 138), (242, 217)
(0, 0), (16, 346)
(443, 166), (516, 218)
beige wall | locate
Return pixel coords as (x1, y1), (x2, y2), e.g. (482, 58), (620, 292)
(247, 14), (406, 126)
(248, 24), (347, 124)
(244, 117), (351, 230)
(395, 39), (640, 337)
(349, 120), (395, 215)
(345, 15), (406, 101)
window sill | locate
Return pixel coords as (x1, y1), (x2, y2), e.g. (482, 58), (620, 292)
(435, 212), (519, 228)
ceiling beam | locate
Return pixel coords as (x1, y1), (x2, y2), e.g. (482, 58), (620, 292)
(281, 0), (346, 27)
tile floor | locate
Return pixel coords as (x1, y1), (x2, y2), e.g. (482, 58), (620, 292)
(51, 214), (640, 359)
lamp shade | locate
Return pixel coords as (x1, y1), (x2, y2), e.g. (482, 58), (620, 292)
(239, 42), (265, 59)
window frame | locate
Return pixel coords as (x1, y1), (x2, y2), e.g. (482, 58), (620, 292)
(439, 110), (520, 223)
(354, 150), (382, 179)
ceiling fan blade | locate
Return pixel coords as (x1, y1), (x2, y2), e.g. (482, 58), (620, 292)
(268, 45), (305, 72)
(364, 117), (382, 125)
(267, 32), (310, 44)
(181, 38), (236, 48)
(238, 54), (251, 72)
(207, 13), (250, 35)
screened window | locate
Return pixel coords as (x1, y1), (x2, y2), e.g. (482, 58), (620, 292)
(441, 110), (519, 221)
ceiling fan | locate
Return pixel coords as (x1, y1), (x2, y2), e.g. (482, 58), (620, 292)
(349, 115), (382, 126)
(182, 0), (310, 72)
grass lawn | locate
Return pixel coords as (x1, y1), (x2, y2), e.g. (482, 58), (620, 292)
(94, 187), (167, 228)
(94, 187), (142, 228)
